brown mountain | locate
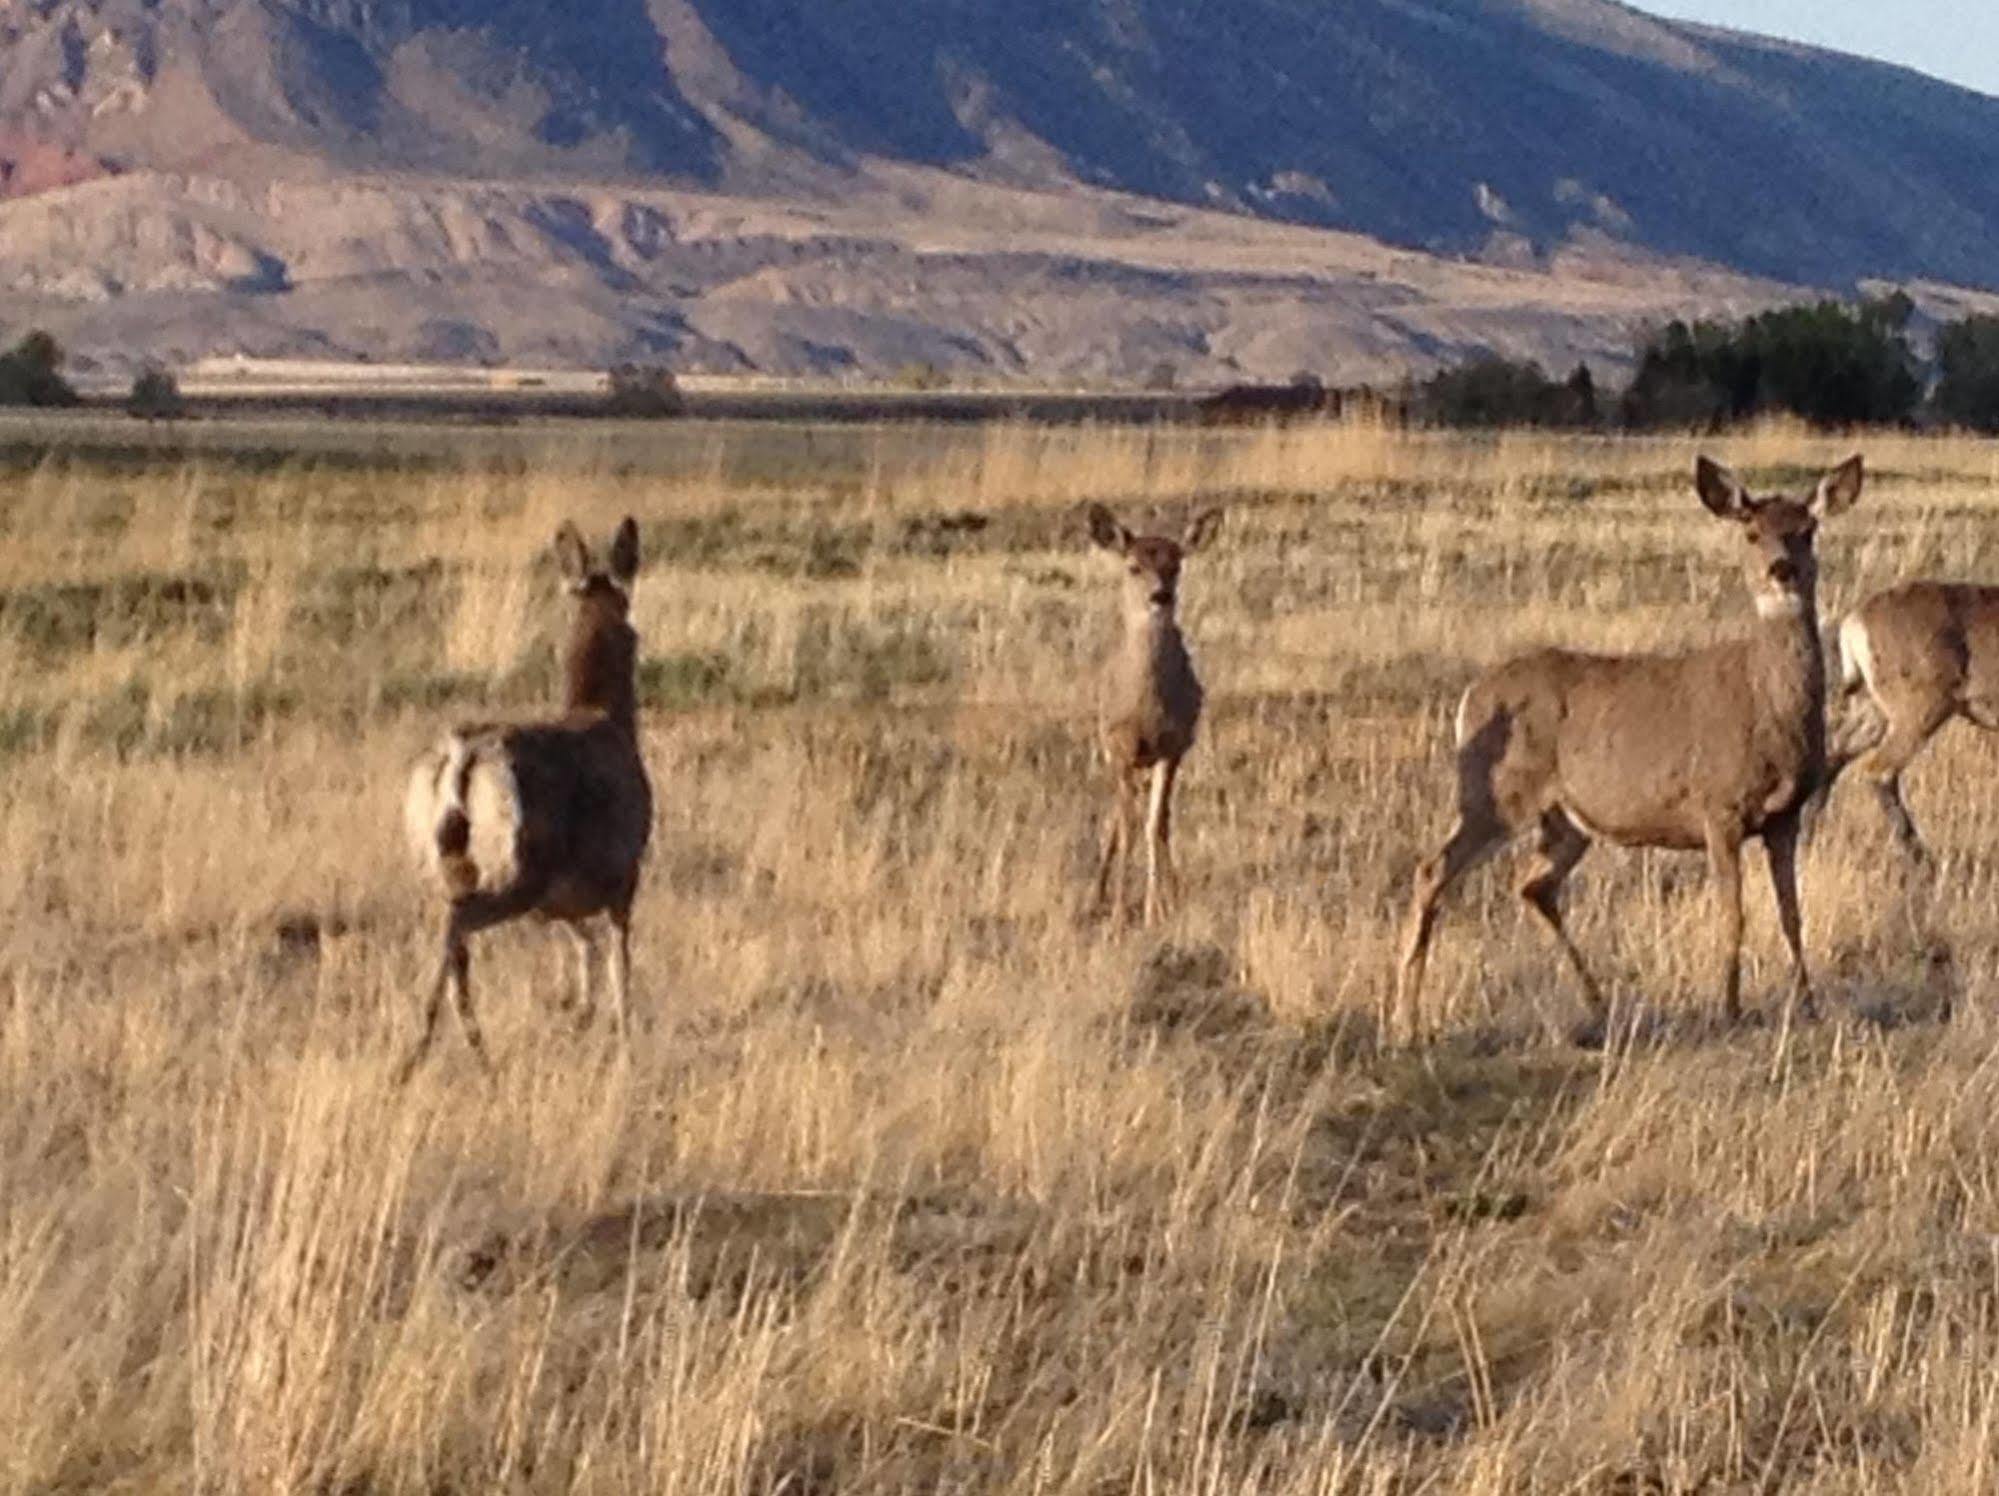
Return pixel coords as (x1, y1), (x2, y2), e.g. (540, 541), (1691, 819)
(1, 1), (1993, 379)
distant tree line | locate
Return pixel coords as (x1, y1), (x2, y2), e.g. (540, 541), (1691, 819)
(1933, 315), (1999, 433)
(0, 338), (696, 419)
(1413, 359), (1598, 429)
(13, 296), (1999, 432)
(1618, 294), (1920, 428)
(1412, 294), (1999, 433)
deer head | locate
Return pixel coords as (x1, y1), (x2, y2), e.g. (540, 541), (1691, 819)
(1696, 455), (1862, 620)
(553, 517), (642, 723)
(1085, 502), (1223, 617)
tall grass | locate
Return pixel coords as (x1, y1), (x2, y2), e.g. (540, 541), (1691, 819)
(0, 418), (1997, 1490)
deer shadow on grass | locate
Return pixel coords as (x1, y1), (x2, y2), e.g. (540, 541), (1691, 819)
(428, 1187), (1043, 1309)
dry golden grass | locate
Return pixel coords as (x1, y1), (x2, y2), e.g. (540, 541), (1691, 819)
(5, 417), (1999, 1491)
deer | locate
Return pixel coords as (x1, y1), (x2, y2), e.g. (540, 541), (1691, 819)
(1818, 582), (1999, 867)
(1085, 501), (1223, 925)
(397, 517), (653, 1082)
(1391, 455), (1864, 1043)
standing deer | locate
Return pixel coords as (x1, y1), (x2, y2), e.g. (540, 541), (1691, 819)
(1392, 455), (1864, 1042)
(1086, 501), (1223, 925)
(1821, 582), (1999, 865)
(398, 518), (653, 1081)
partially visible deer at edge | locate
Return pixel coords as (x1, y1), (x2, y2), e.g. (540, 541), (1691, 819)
(1394, 455), (1864, 1043)
(399, 518), (653, 1081)
(1820, 581), (1999, 867)
(1086, 501), (1223, 925)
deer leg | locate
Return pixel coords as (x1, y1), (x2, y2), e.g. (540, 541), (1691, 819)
(1806, 694), (1887, 843)
(1093, 769), (1137, 924)
(561, 919), (598, 1030)
(396, 930), (460, 1086)
(397, 922), (491, 1084)
(1143, 757), (1181, 925)
(1517, 809), (1602, 1018)
(1853, 706), (1948, 868)
(1824, 693), (1886, 786)
(443, 935), (492, 1078)
(1762, 814), (1817, 1024)
(1392, 809), (1510, 1044)
(397, 886), (545, 1082)
(607, 902), (634, 1042)
(1703, 822), (1745, 1024)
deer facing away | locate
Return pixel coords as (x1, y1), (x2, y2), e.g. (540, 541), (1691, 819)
(1821, 581), (1999, 866)
(399, 518), (653, 1080)
(1393, 456), (1864, 1042)
(1086, 501), (1223, 925)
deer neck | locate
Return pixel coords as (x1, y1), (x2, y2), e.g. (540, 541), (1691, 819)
(563, 615), (638, 734)
(1123, 604), (1186, 666)
(1748, 584), (1826, 724)
(1106, 605), (1193, 718)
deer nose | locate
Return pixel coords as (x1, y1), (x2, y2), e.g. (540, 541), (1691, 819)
(1768, 559), (1798, 586)
(1150, 585), (1175, 606)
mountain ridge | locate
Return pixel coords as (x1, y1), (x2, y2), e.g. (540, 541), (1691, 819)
(2, 1), (1994, 378)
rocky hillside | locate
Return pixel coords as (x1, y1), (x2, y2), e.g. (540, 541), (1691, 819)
(2, 1), (1994, 378)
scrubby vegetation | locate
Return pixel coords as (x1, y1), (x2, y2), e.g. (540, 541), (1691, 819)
(604, 362), (684, 417)
(1403, 294), (1999, 433)
(0, 330), (78, 407)
(126, 362), (185, 421)
(1414, 357), (1599, 428)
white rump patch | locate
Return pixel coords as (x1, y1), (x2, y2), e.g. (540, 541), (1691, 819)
(402, 735), (459, 876)
(1838, 611), (1877, 695)
(461, 752), (524, 892)
(402, 732), (521, 892)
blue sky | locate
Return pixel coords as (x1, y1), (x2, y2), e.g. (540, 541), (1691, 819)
(1636, 2), (1999, 98)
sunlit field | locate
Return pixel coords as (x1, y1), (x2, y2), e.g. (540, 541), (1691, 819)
(6, 415), (1999, 1491)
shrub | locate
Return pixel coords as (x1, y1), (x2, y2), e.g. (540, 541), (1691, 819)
(0, 330), (78, 407)
(892, 362), (950, 392)
(604, 363), (684, 418)
(1563, 363), (1599, 426)
(127, 364), (186, 421)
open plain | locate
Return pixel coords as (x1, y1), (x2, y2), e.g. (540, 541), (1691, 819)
(4, 416), (1999, 1491)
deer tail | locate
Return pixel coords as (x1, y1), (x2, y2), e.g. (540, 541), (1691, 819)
(408, 733), (501, 897)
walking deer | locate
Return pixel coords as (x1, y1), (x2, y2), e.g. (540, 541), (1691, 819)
(1392, 455), (1864, 1042)
(1822, 582), (1999, 865)
(1086, 501), (1223, 925)
(398, 518), (653, 1080)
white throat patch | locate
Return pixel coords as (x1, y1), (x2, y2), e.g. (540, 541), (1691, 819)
(1755, 592), (1808, 620)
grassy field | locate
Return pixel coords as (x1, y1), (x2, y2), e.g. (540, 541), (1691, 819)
(5, 417), (1999, 1492)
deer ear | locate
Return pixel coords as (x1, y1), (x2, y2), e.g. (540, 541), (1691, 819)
(1695, 456), (1752, 520)
(1811, 455), (1864, 518)
(608, 517), (640, 584)
(553, 522), (593, 586)
(1084, 502), (1130, 552)
(1182, 506), (1223, 553)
